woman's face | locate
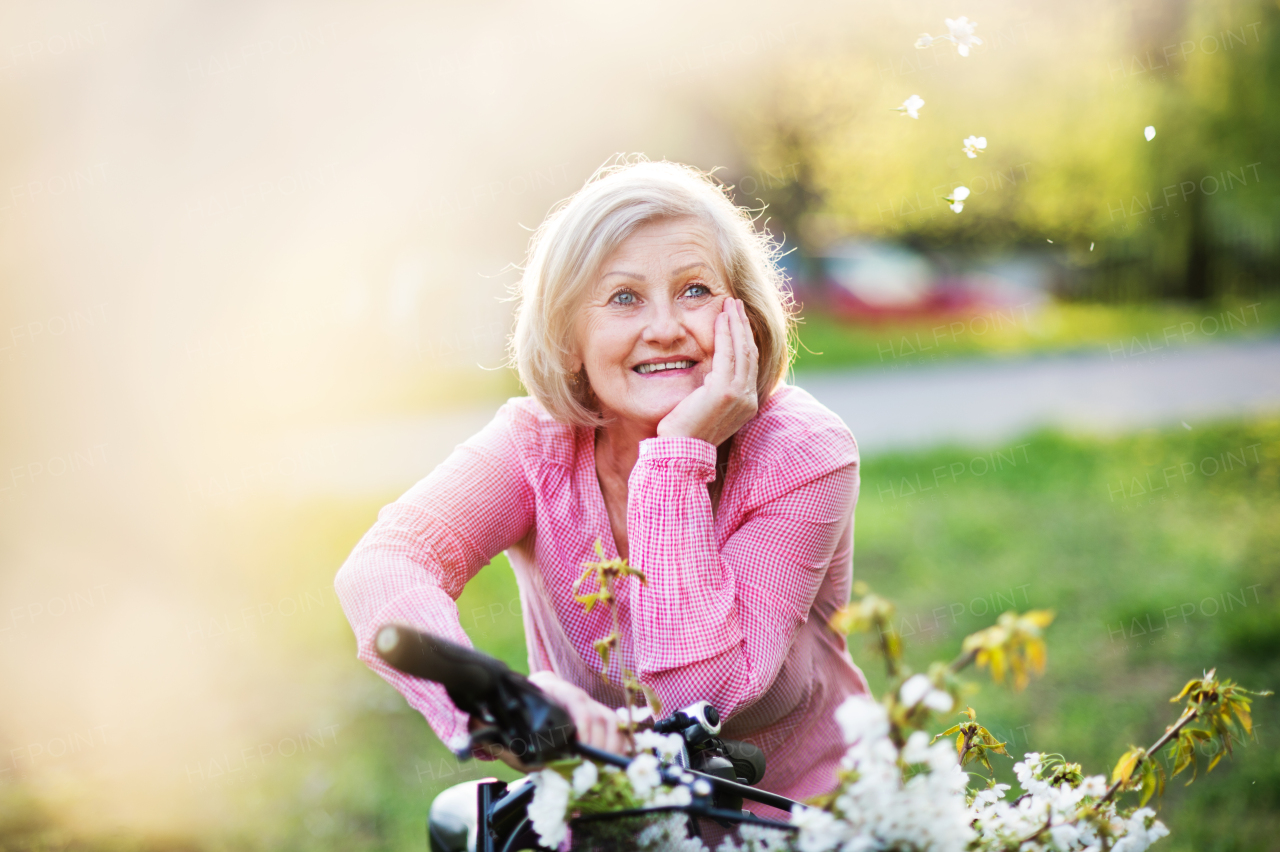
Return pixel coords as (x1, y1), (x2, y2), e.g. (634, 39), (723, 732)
(575, 217), (730, 431)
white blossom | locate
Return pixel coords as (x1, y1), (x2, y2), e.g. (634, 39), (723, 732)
(652, 784), (694, 808)
(915, 34), (934, 48)
(637, 812), (705, 852)
(571, 760), (598, 797)
(900, 674), (955, 713)
(900, 674), (932, 706)
(546, 711), (1175, 852)
(627, 752), (663, 800)
(946, 16), (983, 56)
(966, 754), (1170, 852)
(834, 695), (889, 743)
(617, 705), (654, 726)
(1145, 125), (1157, 141)
(962, 135), (988, 158)
(527, 768), (571, 849)
(822, 709), (973, 852)
(901, 729), (931, 763)
(1079, 775), (1108, 799)
(924, 689), (955, 713)
(791, 805), (847, 852)
(634, 730), (684, 762)
(896, 94), (925, 119)
(946, 185), (971, 213)
(717, 825), (793, 852)
(1115, 808), (1170, 852)
(1050, 820), (1084, 849)
(973, 783), (1011, 806)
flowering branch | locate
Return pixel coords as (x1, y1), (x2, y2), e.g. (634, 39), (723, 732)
(830, 581), (902, 677)
(1102, 707), (1197, 805)
(548, 575), (1269, 852)
(574, 539), (658, 753)
(1105, 669), (1271, 806)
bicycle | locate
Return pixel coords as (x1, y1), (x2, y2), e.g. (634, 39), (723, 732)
(375, 624), (801, 852)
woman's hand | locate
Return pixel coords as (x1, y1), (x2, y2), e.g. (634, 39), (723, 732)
(529, 670), (628, 756)
(471, 671), (627, 772)
(656, 297), (759, 446)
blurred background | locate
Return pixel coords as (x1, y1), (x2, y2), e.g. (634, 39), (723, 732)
(1, 0), (1277, 849)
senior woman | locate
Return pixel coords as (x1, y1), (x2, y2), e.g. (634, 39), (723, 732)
(334, 160), (871, 810)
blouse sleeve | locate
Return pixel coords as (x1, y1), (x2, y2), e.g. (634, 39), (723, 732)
(334, 402), (537, 752)
(625, 434), (857, 721)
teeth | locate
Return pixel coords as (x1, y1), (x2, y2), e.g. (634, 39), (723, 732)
(635, 360), (693, 374)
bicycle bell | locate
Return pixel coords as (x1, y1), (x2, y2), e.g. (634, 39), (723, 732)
(654, 700), (722, 745)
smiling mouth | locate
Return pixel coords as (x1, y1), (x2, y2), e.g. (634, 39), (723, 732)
(633, 360), (696, 375)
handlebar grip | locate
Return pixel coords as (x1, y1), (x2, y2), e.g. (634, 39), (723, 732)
(375, 625), (500, 712)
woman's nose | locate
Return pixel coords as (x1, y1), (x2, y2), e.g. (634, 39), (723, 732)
(641, 298), (686, 344)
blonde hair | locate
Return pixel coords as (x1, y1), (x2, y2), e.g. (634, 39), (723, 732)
(511, 157), (795, 428)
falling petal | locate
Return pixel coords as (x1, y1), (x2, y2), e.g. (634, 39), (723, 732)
(1182, 421), (1192, 430)
(1144, 125), (1156, 141)
(1090, 242), (1095, 251)
(944, 185), (969, 214)
(946, 16), (982, 56)
(898, 94), (925, 119)
(1046, 239), (1053, 244)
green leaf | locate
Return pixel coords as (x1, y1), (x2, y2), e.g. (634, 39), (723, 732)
(1172, 732), (1194, 779)
(1233, 703), (1253, 735)
(593, 634), (617, 672)
(1112, 747), (1143, 786)
(1139, 761), (1157, 806)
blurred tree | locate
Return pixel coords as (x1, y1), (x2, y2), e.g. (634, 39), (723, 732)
(727, 0), (1279, 302)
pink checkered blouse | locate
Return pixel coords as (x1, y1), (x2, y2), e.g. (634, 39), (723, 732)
(334, 383), (870, 808)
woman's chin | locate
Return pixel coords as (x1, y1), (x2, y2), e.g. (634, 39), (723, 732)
(606, 388), (696, 430)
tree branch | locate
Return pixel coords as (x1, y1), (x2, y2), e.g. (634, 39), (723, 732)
(1101, 707), (1199, 804)
(948, 647), (978, 674)
(958, 726), (977, 766)
(877, 618), (899, 678)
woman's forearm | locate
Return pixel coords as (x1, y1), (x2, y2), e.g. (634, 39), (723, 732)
(335, 541), (477, 751)
(333, 402), (537, 749)
(625, 437), (856, 718)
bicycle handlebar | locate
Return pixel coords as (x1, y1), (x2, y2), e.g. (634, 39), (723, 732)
(375, 624), (800, 814)
(375, 624), (504, 716)
(375, 624), (577, 765)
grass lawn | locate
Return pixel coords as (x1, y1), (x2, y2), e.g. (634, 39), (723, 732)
(851, 418), (1280, 852)
(791, 299), (1278, 374)
(2, 417), (1275, 851)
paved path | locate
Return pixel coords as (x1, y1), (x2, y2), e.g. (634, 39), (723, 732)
(276, 338), (1280, 497)
(797, 337), (1280, 455)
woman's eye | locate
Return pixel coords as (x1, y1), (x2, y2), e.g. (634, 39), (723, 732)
(610, 290), (636, 305)
(685, 283), (711, 298)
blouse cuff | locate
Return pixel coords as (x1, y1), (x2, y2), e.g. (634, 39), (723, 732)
(637, 436), (716, 472)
